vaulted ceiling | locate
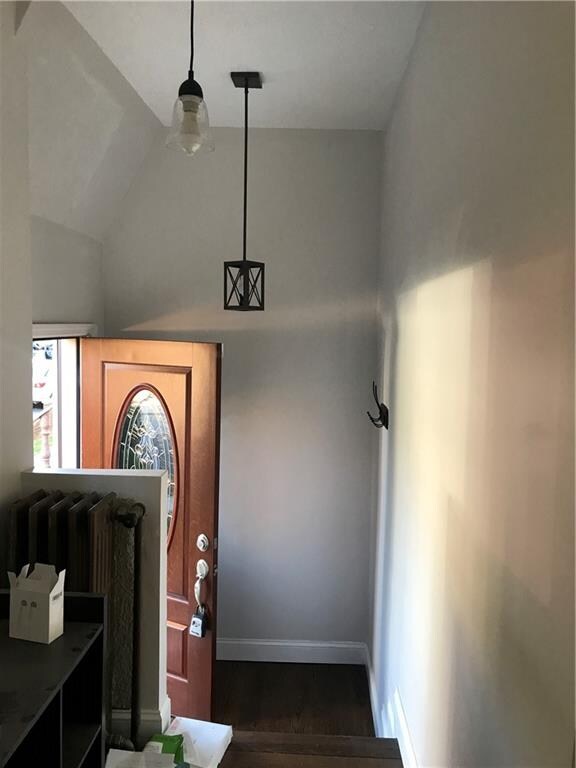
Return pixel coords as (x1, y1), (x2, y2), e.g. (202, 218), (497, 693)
(23, 1), (423, 241)
(65, 2), (424, 130)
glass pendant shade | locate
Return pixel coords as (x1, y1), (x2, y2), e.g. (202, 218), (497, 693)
(166, 94), (213, 156)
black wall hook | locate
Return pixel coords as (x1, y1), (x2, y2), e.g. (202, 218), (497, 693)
(367, 381), (389, 429)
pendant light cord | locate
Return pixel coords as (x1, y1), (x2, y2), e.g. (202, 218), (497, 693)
(243, 82), (249, 262)
(189, 0), (195, 77)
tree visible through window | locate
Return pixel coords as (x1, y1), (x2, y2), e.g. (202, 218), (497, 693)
(32, 337), (78, 469)
(32, 340), (58, 468)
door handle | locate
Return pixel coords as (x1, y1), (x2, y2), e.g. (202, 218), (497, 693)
(194, 558), (209, 607)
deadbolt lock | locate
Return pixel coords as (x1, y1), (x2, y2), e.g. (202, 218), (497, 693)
(196, 533), (210, 552)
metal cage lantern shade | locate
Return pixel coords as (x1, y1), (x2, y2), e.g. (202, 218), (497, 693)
(224, 260), (265, 311)
(224, 71), (265, 311)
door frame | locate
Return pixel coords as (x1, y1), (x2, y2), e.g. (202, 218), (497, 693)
(31, 328), (222, 720)
(80, 338), (222, 720)
(32, 323), (98, 340)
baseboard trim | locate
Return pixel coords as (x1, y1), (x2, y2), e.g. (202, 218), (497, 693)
(111, 697), (171, 744)
(365, 650), (417, 766)
(217, 637), (368, 665)
(365, 651), (385, 738)
(159, 695), (171, 733)
(388, 688), (418, 768)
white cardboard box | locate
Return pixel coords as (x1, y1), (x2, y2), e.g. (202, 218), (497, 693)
(8, 563), (65, 644)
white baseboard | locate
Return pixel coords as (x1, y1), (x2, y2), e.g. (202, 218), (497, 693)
(111, 696), (171, 745)
(159, 695), (171, 733)
(217, 637), (368, 665)
(365, 653), (386, 738)
(387, 688), (418, 768)
(365, 651), (417, 767)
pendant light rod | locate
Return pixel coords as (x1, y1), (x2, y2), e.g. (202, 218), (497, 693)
(243, 81), (248, 262)
(189, 0), (195, 76)
(231, 72), (262, 261)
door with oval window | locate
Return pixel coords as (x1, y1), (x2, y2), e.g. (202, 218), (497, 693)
(80, 338), (221, 720)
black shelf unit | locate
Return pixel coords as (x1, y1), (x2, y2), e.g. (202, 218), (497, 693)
(0, 594), (106, 768)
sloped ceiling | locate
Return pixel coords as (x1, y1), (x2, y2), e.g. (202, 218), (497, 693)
(65, 1), (425, 130)
(23, 2), (163, 242)
(22, 1), (424, 241)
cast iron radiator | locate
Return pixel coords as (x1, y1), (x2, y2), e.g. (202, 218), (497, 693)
(6, 489), (145, 748)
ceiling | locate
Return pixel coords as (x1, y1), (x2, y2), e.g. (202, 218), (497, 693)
(65, 2), (424, 130)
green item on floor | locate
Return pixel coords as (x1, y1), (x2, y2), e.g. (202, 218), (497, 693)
(143, 733), (185, 763)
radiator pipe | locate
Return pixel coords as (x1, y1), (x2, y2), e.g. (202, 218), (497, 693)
(113, 499), (146, 749)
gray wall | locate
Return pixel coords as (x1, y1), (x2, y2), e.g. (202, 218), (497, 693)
(371, 3), (574, 766)
(31, 216), (103, 327)
(23, 1), (163, 332)
(103, 127), (382, 648)
(0, 2), (33, 581)
(24, 1), (162, 243)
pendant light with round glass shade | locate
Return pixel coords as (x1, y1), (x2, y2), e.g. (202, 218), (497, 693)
(166, 0), (213, 156)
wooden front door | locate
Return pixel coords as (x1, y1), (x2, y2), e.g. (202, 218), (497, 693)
(80, 338), (221, 719)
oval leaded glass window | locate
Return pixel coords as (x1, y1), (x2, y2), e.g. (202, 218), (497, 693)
(115, 388), (177, 535)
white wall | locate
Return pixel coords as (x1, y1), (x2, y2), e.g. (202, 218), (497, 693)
(0, 2), (33, 581)
(23, 0), (165, 336)
(31, 216), (103, 326)
(23, 1), (162, 244)
(371, 3), (574, 767)
(103, 127), (382, 654)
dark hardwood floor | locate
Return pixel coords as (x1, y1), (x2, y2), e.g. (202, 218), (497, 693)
(213, 662), (375, 737)
(221, 732), (403, 768)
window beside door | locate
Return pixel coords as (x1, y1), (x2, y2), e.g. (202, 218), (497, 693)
(32, 337), (79, 469)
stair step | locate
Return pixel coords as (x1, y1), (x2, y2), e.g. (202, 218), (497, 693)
(221, 732), (403, 767)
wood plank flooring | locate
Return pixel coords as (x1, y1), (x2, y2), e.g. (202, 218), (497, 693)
(213, 662), (375, 736)
(214, 663), (402, 768)
(220, 732), (403, 768)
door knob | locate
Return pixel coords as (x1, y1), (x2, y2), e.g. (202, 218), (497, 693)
(194, 558), (209, 607)
(196, 533), (210, 552)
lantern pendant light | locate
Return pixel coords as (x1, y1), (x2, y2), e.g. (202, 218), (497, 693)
(224, 72), (265, 311)
(166, 0), (213, 156)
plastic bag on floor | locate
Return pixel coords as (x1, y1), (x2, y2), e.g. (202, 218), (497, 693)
(166, 717), (233, 768)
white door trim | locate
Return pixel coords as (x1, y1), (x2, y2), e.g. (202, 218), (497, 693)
(32, 322), (98, 339)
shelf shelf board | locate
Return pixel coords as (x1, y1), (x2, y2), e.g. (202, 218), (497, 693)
(63, 723), (102, 768)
